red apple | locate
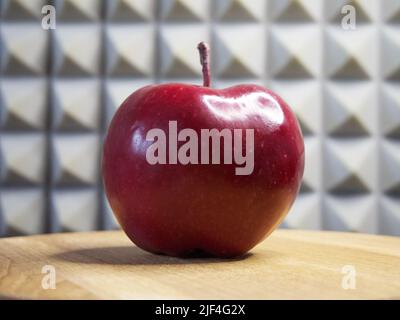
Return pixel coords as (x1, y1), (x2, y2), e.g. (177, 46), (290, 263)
(102, 43), (304, 258)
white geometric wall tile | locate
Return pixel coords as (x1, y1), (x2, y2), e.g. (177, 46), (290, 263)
(380, 140), (400, 196)
(105, 25), (154, 77)
(0, 0), (399, 237)
(106, 0), (154, 22)
(51, 134), (100, 186)
(53, 24), (101, 76)
(160, 25), (209, 78)
(282, 193), (322, 230)
(302, 137), (322, 193)
(324, 82), (376, 136)
(214, 0), (265, 22)
(0, 134), (46, 185)
(102, 194), (120, 230)
(381, 26), (400, 81)
(323, 139), (377, 194)
(54, 0), (102, 22)
(269, 0), (322, 23)
(0, 79), (47, 130)
(0, 201), (3, 236)
(1, 23), (48, 75)
(325, 0), (377, 23)
(269, 25), (321, 79)
(324, 195), (378, 233)
(161, 0), (209, 21)
(105, 80), (149, 125)
(380, 196), (400, 236)
(325, 26), (377, 80)
(270, 81), (322, 135)
(0, 189), (45, 236)
(381, 83), (400, 138)
(0, 26), (4, 72)
(52, 79), (101, 131)
(215, 79), (266, 89)
(381, 0), (400, 23)
(1, 0), (46, 20)
(214, 25), (265, 78)
(51, 189), (98, 232)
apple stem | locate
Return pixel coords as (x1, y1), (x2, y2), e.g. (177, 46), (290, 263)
(197, 42), (211, 87)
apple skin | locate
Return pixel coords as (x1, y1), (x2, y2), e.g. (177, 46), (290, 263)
(102, 83), (304, 258)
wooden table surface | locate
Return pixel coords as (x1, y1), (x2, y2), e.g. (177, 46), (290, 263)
(0, 229), (399, 300)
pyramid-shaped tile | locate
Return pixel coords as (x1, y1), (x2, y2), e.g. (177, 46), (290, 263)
(0, 33), (4, 73)
(53, 25), (101, 76)
(1, 0), (47, 20)
(215, 25), (265, 78)
(0, 208), (4, 236)
(382, 0), (400, 23)
(51, 189), (98, 232)
(323, 138), (376, 194)
(269, 26), (320, 79)
(325, 0), (376, 24)
(303, 137), (322, 192)
(324, 82), (376, 137)
(325, 26), (376, 79)
(381, 83), (400, 138)
(0, 134), (46, 185)
(52, 80), (101, 131)
(1, 79), (47, 130)
(283, 193), (322, 229)
(161, 0), (208, 21)
(270, 0), (321, 23)
(105, 80), (148, 126)
(215, 0), (265, 22)
(216, 79), (266, 88)
(55, 0), (101, 21)
(0, 189), (45, 236)
(380, 140), (400, 196)
(105, 25), (154, 77)
(1, 24), (48, 75)
(324, 195), (377, 233)
(160, 26), (209, 78)
(270, 80), (321, 135)
(103, 195), (120, 230)
(51, 134), (99, 186)
(381, 27), (400, 81)
(106, 0), (153, 21)
(380, 196), (400, 236)
(299, 180), (313, 193)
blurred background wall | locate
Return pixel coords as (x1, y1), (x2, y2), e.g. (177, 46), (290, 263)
(0, 0), (399, 237)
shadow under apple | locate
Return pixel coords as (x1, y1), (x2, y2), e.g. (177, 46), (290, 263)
(52, 246), (255, 266)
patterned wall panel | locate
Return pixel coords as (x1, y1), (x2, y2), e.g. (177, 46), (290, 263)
(0, 0), (399, 237)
